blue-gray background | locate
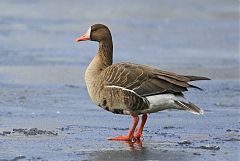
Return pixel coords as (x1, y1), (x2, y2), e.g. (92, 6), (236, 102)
(0, 0), (239, 161)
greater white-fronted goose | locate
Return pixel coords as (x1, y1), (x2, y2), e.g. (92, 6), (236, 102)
(75, 24), (210, 142)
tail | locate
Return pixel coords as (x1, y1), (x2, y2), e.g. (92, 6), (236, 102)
(174, 100), (204, 115)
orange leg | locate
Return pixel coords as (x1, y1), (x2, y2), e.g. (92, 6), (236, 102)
(134, 114), (148, 140)
(108, 116), (139, 142)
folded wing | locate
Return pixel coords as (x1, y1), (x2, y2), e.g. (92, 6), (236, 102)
(102, 63), (210, 97)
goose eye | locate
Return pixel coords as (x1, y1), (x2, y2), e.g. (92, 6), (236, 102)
(92, 28), (97, 32)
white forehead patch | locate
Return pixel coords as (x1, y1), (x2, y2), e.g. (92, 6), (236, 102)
(86, 26), (91, 37)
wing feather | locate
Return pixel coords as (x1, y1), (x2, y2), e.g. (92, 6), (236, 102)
(102, 63), (208, 97)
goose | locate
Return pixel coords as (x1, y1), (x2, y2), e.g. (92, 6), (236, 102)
(75, 24), (210, 142)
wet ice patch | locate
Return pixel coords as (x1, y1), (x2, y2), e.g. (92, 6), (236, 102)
(199, 145), (220, 151)
(0, 128), (58, 136)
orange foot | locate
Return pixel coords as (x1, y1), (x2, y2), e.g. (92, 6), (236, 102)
(134, 133), (144, 141)
(107, 136), (137, 142)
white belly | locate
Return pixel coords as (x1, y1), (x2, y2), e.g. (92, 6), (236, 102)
(144, 94), (187, 113)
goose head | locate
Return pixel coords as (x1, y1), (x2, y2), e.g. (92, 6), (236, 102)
(76, 24), (112, 42)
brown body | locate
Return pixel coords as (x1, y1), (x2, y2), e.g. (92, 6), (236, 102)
(76, 24), (210, 142)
